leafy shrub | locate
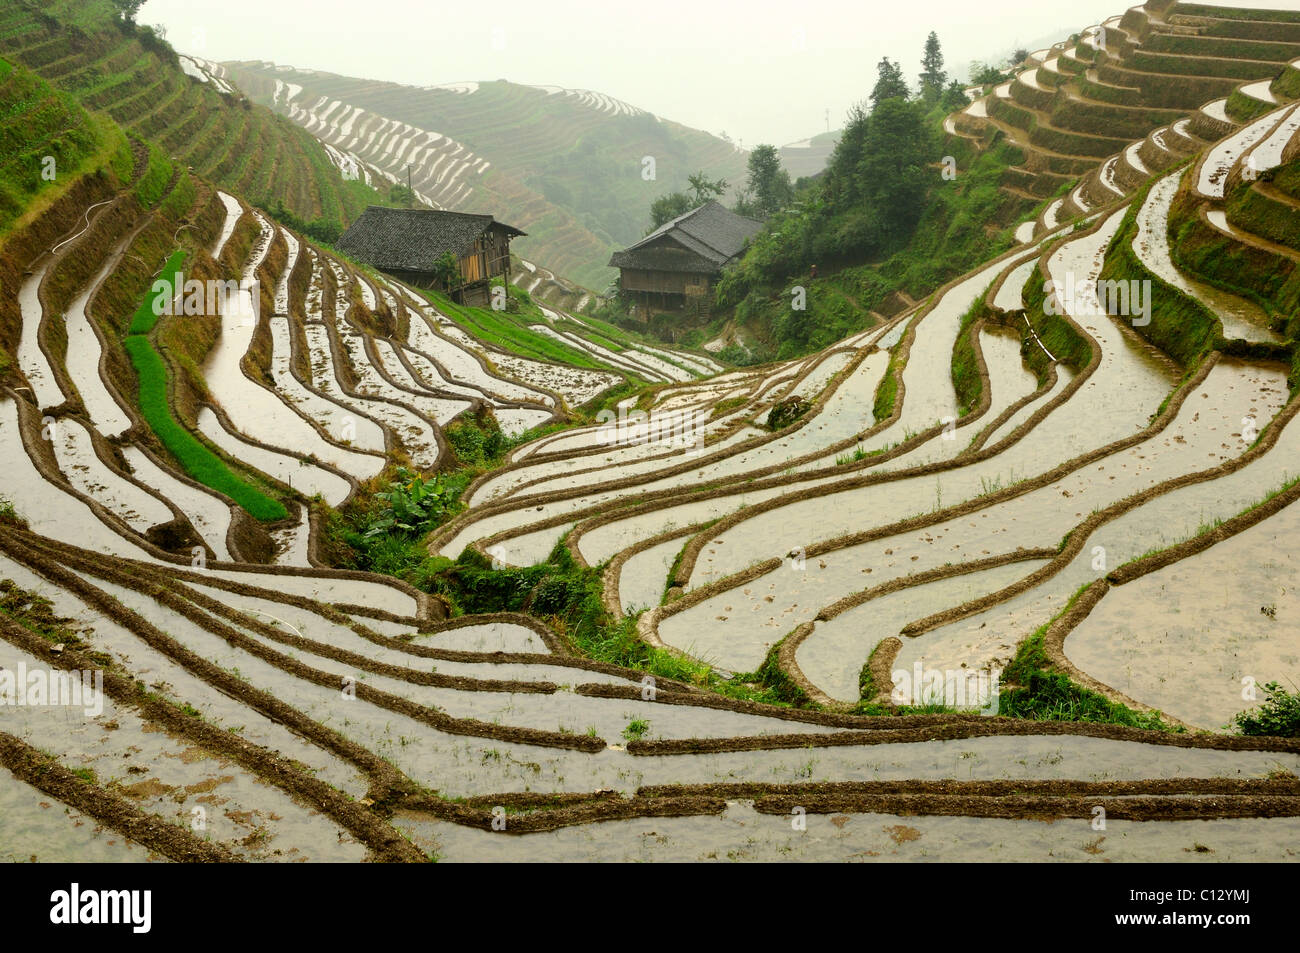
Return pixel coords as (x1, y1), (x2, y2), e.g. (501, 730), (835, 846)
(261, 200), (341, 245)
(767, 395), (809, 430)
(1233, 682), (1300, 737)
(445, 418), (506, 468)
(432, 250), (462, 290)
(363, 469), (456, 538)
(716, 342), (771, 366)
(530, 574), (586, 616)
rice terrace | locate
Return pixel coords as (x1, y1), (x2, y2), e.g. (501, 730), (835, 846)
(1, 0), (1300, 883)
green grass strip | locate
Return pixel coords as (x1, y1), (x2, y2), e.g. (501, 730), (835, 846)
(950, 288), (990, 417)
(423, 288), (612, 370)
(132, 139), (174, 209)
(998, 585), (1178, 731)
(128, 249), (184, 335)
(122, 337), (286, 521)
(122, 252), (285, 521)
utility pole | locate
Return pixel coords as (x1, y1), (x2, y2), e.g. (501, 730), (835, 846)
(825, 108), (830, 132)
(406, 165), (413, 207)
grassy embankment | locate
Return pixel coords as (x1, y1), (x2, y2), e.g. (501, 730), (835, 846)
(123, 249), (287, 521)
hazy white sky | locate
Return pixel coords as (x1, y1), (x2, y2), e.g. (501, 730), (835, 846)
(143, 0), (1126, 145)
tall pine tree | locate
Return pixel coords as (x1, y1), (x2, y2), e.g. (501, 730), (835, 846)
(920, 32), (946, 103)
(870, 57), (910, 109)
(739, 145), (793, 219)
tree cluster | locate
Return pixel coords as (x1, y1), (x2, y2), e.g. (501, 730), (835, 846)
(647, 172), (730, 229)
(715, 32), (971, 310)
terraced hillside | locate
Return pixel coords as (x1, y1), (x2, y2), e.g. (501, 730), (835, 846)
(779, 129), (841, 180)
(948, 0), (1300, 243)
(0, 0), (405, 236)
(4, 1), (1300, 864)
(0, 0), (615, 312)
(217, 63), (749, 291)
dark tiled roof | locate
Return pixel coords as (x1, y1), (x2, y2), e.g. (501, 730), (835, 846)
(609, 244), (719, 273)
(336, 207), (525, 272)
(609, 201), (763, 272)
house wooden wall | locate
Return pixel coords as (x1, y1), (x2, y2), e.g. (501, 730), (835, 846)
(379, 225), (516, 304)
(619, 268), (711, 296)
(484, 225), (513, 276)
(459, 245), (485, 283)
(458, 227), (514, 285)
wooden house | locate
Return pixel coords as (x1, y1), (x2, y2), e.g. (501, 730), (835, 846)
(609, 201), (763, 318)
(336, 206), (525, 306)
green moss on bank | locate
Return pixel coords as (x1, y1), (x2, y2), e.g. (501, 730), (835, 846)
(998, 585), (1178, 730)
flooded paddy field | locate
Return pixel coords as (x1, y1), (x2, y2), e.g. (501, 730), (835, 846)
(5, 44), (1300, 865)
(406, 805), (1300, 863)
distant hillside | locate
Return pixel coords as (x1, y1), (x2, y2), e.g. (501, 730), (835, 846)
(0, 0), (678, 302)
(0, 0), (399, 235)
(219, 63), (750, 291)
(779, 129), (842, 180)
